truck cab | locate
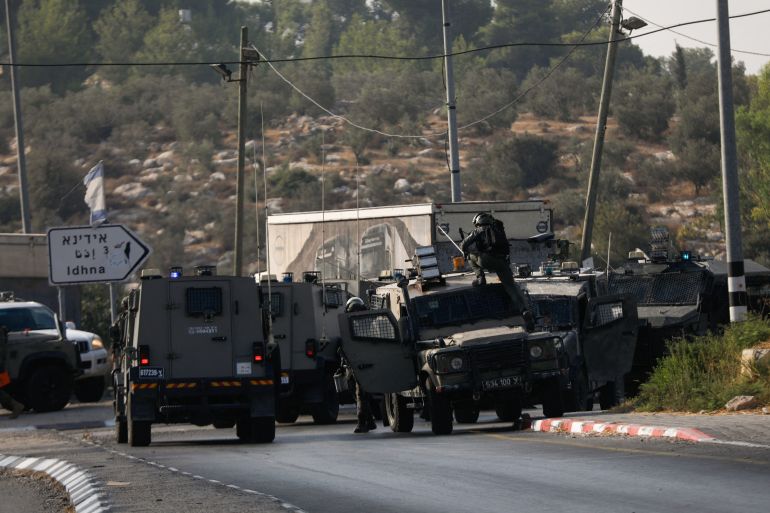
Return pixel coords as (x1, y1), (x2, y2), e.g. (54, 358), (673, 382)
(112, 266), (277, 446)
(520, 263), (638, 410)
(338, 246), (560, 435)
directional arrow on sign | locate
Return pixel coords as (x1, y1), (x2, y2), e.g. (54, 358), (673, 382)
(47, 224), (152, 285)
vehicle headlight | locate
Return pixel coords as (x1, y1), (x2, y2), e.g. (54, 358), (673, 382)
(91, 337), (104, 350)
(434, 352), (465, 373)
(529, 344), (543, 359)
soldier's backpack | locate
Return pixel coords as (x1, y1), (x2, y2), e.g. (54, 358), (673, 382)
(482, 219), (510, 256)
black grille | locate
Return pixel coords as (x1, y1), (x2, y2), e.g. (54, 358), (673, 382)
(606, 272), (707, 306)
(77, 340), (89, 353)
(186, 287), (223, 317)
(470, 340), (527, 371)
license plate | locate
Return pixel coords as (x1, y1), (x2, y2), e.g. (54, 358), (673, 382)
(481, 375), (521, 391)
(280, 375), (290, 385)
(138, 367), (164, 379)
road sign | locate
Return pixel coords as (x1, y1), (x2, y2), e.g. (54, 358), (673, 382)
(47, 224), (151, 285)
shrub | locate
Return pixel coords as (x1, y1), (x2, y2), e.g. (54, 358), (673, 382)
(483, 134), (559, 191)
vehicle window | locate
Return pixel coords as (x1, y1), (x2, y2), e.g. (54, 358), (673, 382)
(534, 298), (573, 327)
(350, 314), (397, 341)
(186, 287), (223, 317)
(413, 284), (514, 328)
(593, 302), (624, 327)
(0, 306), (57, 331)
(606, 272), (705, 305)
(269, 292), (282, 317)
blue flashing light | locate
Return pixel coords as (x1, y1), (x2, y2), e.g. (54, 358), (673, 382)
(169, 266), (183, 279)
(680, 251), (691, 261)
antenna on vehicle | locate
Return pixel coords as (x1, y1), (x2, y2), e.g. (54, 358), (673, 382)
(355, 158), (361, 286)
(260, 102), (274, 346)
(319, 129), (328, 347)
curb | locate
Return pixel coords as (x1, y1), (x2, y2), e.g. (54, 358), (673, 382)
(0, 419), (114, 434)
(530, 418), (717, 443)
(0, 454), (109, 513)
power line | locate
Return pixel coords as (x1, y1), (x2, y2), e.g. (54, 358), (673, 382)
(1, 8), (768, 68)
(624, 6), (770, 58)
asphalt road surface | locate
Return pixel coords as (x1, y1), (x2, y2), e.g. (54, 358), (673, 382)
(87, 410), (770, 513)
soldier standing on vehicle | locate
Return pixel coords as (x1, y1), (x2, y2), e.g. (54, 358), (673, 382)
(0, 328), (24, 419)
(344, 297), (377, 434)
(461, 212), (534, 330)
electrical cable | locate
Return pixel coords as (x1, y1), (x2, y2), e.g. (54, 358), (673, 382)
(2, 9), (768, 68)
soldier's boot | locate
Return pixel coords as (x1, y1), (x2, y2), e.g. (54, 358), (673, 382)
(366, 417), (377, 431)
(522, 310), (535, 332)
(353, 422), (370, 434)
(8, 399), (24, 420)
(471, 273), (486, 287)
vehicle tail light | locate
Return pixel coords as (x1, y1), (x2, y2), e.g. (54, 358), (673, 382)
(139, 345), (150, 366)
(253, 342), (264, 363)
(305, 339), (316, 359)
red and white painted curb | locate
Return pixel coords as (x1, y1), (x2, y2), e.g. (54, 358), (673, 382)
(530, 418), (717, 443)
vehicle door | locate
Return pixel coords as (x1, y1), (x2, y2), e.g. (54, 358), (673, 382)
(268, 285), (292, 375)
(169, 281), (232, 379)
(338, 310), (417, 394)
(582, 294), (638, 382)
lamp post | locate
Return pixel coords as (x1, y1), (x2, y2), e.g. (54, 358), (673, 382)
(210, 27), (259, 277)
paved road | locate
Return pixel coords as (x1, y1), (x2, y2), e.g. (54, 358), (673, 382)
(87, 410), (770, 513)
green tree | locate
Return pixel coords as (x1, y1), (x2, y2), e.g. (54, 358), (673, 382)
(291, 0), (336, 112)
(93, 0), (153, 82)
(614, 65), (675, 141)
(590, 202), (648, 266)
(16, 0), (93, 93)
(134, 8), (199, 80)
(482, 134), (559, 193)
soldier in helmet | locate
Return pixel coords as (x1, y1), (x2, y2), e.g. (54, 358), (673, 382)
(344, 297), (377, 434)
(461, 212), (534, 330)
(0, 328), (24, 419)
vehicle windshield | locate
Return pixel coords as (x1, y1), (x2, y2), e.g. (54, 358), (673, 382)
(533, 297), (574, 328)
(412, 284), (516, 329)
(0, 306), (57, 331)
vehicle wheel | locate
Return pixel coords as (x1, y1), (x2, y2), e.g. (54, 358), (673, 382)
(25, 364), (73, 413)
(251, 417), (276, 443)
(213, 419), (236, 429)
(310, 374), (339, 425)
(74, 376), (106, 403)
(425, 378), (452, 435)
(128, 417), (151, 447)
(541, 377), (564, 418)
(115, 418), (128, 444)
(384, 393), (414, 433)
(236, 417), (252, 442)
(453, 404), (480, 424)
(494, 390), (523, 423)
(275, 400), (300, 424)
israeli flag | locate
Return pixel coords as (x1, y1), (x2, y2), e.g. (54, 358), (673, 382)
(83, 161), (108, 226)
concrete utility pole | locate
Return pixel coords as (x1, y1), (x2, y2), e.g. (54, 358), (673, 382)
(715, 0), (747, 322)
(234, 26), (249, 277)
(4, 0), (31, 233)
(580, 0), (623, 265)
(441, 0), (462, 203)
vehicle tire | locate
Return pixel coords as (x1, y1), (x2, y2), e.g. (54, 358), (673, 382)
(310, 374), (339, 425)
(74, 376), (106, 403)
(494, 390), (523, 423)
(128, 417), (151, 447)
(25, 364), (73, 413)
(599, 380), (623, 410)
(251, 417), (276, 443)
(384, 393), (414, 433)
(213, 419), (236, 429)
(425, 378), (452, 435)
(541, 377), (564, 418)
(115, 418), (128, 444)
(275, 400), (300, 424)
(453, 404), (480, 424)
(236, 417), (252, 442)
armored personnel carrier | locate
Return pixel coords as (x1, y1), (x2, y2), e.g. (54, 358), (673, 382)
(519, 264), (638, 411)
(264, 271), (351, 425)
(112, 266), (277, 446)
(338, 246), (564, 435)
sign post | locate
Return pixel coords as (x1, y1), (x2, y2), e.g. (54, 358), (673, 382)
(47, 224), (151, 285)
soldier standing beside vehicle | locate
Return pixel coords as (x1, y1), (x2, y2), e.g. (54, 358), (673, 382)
(461, 212), (534, 330)
(0, 328), (24, 419)
(344, 297), (377, 434)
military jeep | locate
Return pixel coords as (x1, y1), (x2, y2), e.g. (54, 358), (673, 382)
(0, 293), (80, 413)
(112, 267), (277, 446)
(338, 246), (561, 435)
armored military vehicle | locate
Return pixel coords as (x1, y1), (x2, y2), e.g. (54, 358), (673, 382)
(112, 266), (277, 447)
(265, 271), (351, 424)
(520, 264), (638, 411)
(0, 292), (81, 412)
(338, 246), (565, 435)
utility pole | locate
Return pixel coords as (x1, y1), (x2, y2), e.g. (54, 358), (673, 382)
(441, 0), (462, 203)
(580, 0), (623, 265)
(4, 0), (31, 233)
(716, 0), (746, 322)
(234, 26), (249, 277)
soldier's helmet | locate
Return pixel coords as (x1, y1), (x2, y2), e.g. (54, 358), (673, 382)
(345, 297), (367, 313)
(472, 212), (494, 227)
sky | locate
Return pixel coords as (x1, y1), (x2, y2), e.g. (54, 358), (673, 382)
(623, 0), (770, 74)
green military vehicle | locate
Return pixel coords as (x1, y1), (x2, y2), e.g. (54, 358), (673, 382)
(0, 292), (80, 412)
(265, 272), (350, 425)
(338, 246), (563, 435)
(112, 267), (277, 446)
(520, 263), (638, 411)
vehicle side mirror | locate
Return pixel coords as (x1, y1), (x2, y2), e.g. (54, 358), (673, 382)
(53, 314), (66, 341)
(65, 321), (77, 330)
(109, 324), (122, 344)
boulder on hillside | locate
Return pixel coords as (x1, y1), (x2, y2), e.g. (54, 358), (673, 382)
(114, 182), (151, 200)
(156, 150), (175, 164)
(394, 178), (411, 193)
(725, 395), (759, 411)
